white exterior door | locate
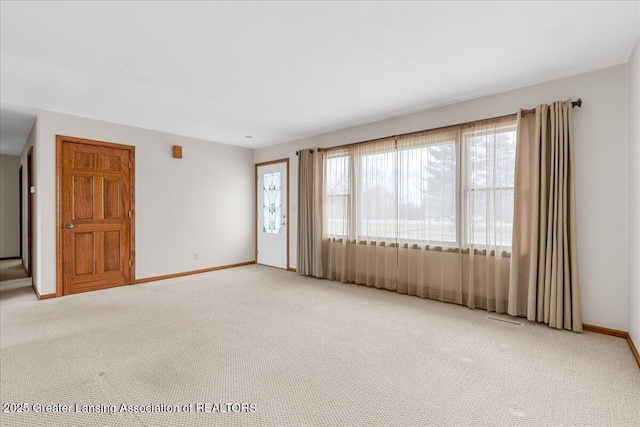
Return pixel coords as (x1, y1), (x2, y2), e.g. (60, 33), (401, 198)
(257, 161), (288, 269)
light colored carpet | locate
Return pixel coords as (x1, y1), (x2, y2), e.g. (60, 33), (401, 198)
(0, 259), (28, 283)
(0, 264), (638, 427)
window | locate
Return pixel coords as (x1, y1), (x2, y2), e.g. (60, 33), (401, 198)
(463, 121), (517, 247)
(398, 140), (457, 244)
(325, 153), (350, 237)
(322, 115), (517, 249)
(358, 148), (397, 240)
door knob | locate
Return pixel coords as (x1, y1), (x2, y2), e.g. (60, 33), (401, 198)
(66, 224), (74, 229)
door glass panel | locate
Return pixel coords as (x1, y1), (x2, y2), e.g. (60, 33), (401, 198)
(263, 172), (282, 234)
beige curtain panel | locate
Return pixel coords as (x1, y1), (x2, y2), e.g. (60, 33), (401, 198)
(297, 149), (324, 277)
(508, 99), (582, 331)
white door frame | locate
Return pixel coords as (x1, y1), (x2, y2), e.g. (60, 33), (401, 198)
(255, 158), (290, 270)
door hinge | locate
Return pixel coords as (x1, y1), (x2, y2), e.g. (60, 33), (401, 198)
(128, 210), (132, 218)
(128, 259), (132, 267)
(128, 161), (132, 168)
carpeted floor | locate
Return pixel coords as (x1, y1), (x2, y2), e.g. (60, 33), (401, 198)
(0, 259), (28, 282)
(0, 264), (638, 427)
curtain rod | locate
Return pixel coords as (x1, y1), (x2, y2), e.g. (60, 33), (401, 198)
(520, 98), (582, 117)
(296, 99), (583, 156)
(295, 112), (518, 156)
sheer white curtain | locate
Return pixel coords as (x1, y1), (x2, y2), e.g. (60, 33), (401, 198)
(396, 128), (460, 302)
(323, 139), (399, 288)
(322, 116), (516, 313)
(457, 118), (516, 311)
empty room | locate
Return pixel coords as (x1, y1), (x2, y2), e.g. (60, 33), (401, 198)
(1, 1), (639, 426)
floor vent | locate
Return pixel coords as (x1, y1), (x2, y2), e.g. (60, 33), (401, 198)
(486, 315), (523, 326)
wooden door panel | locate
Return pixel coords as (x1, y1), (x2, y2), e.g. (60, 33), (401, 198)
(73, 176), (95, 220)
(104, 231), (122, 272)
(73, 232), (95, 275)
(101, 155), (121, 172)
(103, 178), (122, 219)
(60, 138), (133, 295)
(73, 152), (95, 170)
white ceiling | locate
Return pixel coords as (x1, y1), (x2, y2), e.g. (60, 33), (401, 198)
(1, 1), (639, 155)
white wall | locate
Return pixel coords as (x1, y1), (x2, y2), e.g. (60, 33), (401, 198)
(628, 36), (640, 346)
(0, 154), (21, 258)
(32, 110), (255, 296)
(256, 64), (630, 331)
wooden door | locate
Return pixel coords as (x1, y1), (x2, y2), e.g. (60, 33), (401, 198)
(59, 137), (134, 295)
(27, 147), (33, 277)
(19, 165), (23, 260)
